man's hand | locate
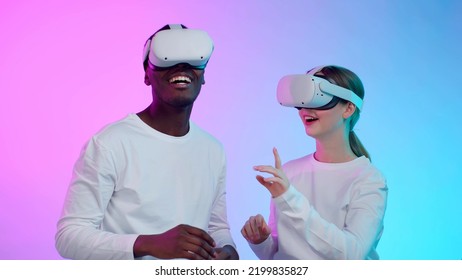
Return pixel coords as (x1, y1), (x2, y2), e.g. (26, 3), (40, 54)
(241, 214), (271, 244)
(134, 224), (216, 259)
(213, 245), (239, 260)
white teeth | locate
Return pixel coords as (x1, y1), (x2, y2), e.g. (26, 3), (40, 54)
(169, 76), (191, 83)
(305, 116), (318, 122)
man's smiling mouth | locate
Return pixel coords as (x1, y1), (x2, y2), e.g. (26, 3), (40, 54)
(169, 75), (191, 84)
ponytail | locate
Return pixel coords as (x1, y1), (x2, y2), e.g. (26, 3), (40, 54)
(349, 131), (371, 161)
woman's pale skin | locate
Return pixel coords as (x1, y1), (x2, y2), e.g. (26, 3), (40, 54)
(241, 100), (358, 245)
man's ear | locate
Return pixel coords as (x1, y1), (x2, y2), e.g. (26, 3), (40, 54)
(343, 102), (356, 119)
(144, 72), (151, 86)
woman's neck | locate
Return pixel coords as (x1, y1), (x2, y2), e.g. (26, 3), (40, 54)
(314, 135), (357, 163)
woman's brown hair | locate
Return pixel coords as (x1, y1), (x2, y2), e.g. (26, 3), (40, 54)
(312, 65), (371, 160)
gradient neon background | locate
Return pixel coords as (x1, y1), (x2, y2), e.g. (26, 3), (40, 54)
(1, 0), (461, 260)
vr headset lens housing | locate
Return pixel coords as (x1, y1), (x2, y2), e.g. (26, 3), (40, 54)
(276, 75), (363, 111)
(143, 28), (214, 70)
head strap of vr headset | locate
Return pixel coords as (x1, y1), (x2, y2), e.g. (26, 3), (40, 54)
(307, 65), (326, 75)
(307, 65), (363, 111)
(167, 24), (184, 30)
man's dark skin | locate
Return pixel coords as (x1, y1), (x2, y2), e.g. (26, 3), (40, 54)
(133, 61), (238, 260)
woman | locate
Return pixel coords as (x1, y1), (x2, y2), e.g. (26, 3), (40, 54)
(241, 65), (388, 259)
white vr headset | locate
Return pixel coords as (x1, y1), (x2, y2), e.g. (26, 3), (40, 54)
(143, 24), (214, 69)
(277, 67), (363, 111)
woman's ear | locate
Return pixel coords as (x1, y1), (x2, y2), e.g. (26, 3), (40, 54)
(342, 102), (356, 119)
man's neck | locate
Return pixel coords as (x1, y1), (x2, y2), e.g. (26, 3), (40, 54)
(137, 104), (192, 137)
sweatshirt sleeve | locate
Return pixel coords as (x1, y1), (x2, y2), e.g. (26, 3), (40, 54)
(248, 200), (278, 259)
(273, 174), (388, 259)
(55, 137), (138, 259)
(207, 151), (236, 250)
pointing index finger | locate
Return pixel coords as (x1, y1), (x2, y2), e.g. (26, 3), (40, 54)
(273, 147), (282, 169)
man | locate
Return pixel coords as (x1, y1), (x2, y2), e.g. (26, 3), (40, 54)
(55, 24), (238, 260)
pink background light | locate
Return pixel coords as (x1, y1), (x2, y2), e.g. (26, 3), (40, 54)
(1, 0), (461, 259)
